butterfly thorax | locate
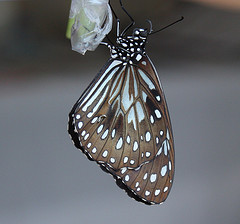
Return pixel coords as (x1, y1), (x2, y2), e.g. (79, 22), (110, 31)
(109, 28), (148, 65)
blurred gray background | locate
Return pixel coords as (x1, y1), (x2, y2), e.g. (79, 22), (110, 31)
(1, 0), (240, 223)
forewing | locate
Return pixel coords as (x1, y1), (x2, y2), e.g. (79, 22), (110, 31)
(69, 55), (174, 174)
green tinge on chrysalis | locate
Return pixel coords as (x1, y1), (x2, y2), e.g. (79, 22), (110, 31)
(66, 18), (74, 39)
(66, 8), (96, 40)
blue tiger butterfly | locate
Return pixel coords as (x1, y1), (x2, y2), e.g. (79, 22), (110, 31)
(68, 0), (183, 205)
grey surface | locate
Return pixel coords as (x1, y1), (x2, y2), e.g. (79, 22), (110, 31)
(1, 61), (240, 224)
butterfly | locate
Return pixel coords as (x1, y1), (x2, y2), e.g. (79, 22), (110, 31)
(68, 1), (182, 205)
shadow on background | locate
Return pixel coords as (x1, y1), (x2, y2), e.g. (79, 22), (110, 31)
(1, 1), (240, 224)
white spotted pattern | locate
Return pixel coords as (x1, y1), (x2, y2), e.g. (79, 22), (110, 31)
(145, 190), (150, 196)
(150, 115), (154, 124)
(81, 130), (86, 136)
(78, 122), (83, 129)
(116, 137), (123, 149)
(150, 174), (157, 183)
(121, 167), (127, 174)
(146, 152), (151, 157)
(110, 157), (116, 163)
(130, 160), (135, 165)
(133, 141), (138, 151)
(161, 165), (167, 176)
(155, 109), (162, 118)
(84, 133), (89, 140)
(92, 147), (97, 153)
(102, 150), (108, 158)
(126, 135), (131, 144)
(123, 156), (128, 164)
(156, 96), (161, 101)
(76, 114), (81, 119)
(145, 131), (151, 142)
(169, 161), (172, 170)
(164, 187), (168, 192)
(111, 129), (116, 138)
(101, 129), (109, 140)
(91, 117), (98, 124)
(164, 141), (168, 156)
(97, 124), (104, 134)
(125, 175), (130, 182)
(143, 173), (148, 180)
(155, 189), (161, 196)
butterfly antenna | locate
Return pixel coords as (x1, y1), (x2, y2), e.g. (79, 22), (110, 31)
(119, 0), (135, 36)
(146, 19), (153, 34)
(149, 16), (184, 35)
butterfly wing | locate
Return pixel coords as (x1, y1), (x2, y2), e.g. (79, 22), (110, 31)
(68, 55), (174, 204)
(102, 56), (174, 204)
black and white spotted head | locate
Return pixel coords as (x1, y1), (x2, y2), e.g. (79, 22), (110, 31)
(109, 28), (148, 64)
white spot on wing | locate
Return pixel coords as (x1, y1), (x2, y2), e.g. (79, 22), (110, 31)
(146, 152), (151, 157)
(150, 174), (157, 183)
(145, 190), (150, 196)
(110, 157), (116, 163)
(166, 129), (170, 140)
(125, 175), (130, 182)
(156, 96), (161, 101)
(78, 122), (83, 129)
(163, 187), (168, 192)
(133, 141), (138, 151)
(145, 131), (151, 142)
(76, 114), (81, 119)
(121, 167), (127, 174)
(84, 133), (89, 140)
(123, 156), (128, 164)
(102, 150), (108, 158)
(143, 173), (148, 180)
(164, 141), (168, 156)
(130, 160), (135, 165)
(126, 135), (131, 144)
(111, 129), (116, 139)
(91, 117), (98, 124)
(155, 189), (160, 196)
(92, 147), (97, 153)
(161, 165), (167, 176)
(155, 109), (162, 118)
(101, 129), (109, 140)
(169, 161), (172, 170)
(150, 115), (154, 124)
(116, 137), (123, 149)
(97, 124), (104, 134)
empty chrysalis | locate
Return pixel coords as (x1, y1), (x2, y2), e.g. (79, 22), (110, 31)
(68, 0), (113, 55)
